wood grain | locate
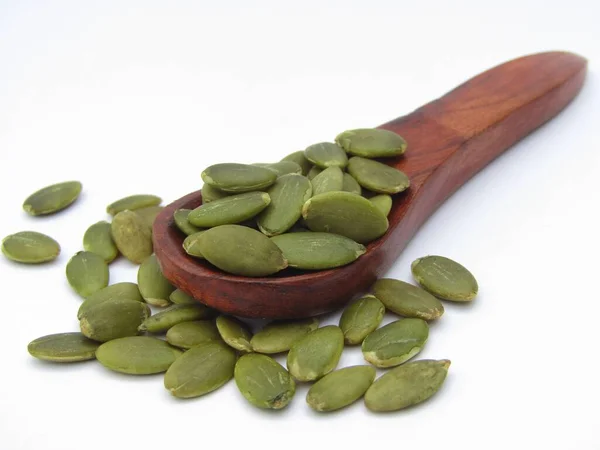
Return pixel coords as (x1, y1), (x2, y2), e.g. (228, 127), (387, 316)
(153, 51), (587, 319)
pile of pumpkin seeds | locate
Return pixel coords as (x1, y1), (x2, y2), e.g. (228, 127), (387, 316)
(2, 127), (480, 414)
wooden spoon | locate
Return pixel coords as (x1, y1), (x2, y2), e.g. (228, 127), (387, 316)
(153, 51), (587, 319)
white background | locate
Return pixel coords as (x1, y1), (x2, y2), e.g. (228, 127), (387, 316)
(1, 1), (599, 449)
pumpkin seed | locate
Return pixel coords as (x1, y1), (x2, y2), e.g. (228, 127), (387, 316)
(182, 231), (206, 259)
(22, 181), (82, 216)
(302, 191), (389, 244)
(257, 174), (312, 236)
(79, 298), (150, 342)
(106, 194), (162, 216)
(307, 166), (323, 180)
(364, 359), (450, 412)
(254, 161), (302, 176)
(96, 336), (182, 375)
(335, 128), (407, 158)
(166, 320), (221, 349)
(202, 163), (277, 193)
(304, 142), (348, 169)
(169, 289), (196, 305)
(250, 318), (319, 354)
(137, 254), (175, 307)
(201, 183), (230, 203)
(83, 221), (119, 263)
(66, 251), (109, 298)
(271, 232), (365, 270)
(164, 341), (237, 398)
(173, 209), (204, 236)
(373, 278), (444, 320)
(140, 304), (214, 333)
(111, 210), (153, 264)
(77, 282), (143, 319)
(27, 332), (99, 362)
(135, 205), (164, 229)
(188, 192), (270, 228)
(307, 365), (376, 412)
(216, 316), (252, 352)
(281, 151), (312, 176)
(287, 325), (344, 382)
(347, 156), (410, 194)
(197, 225), (287, 277)
(311, 166), (344, 196)
(339, 295), (385, 345)
(411, 255), (479, 302)
(1, 231), (60, 264)
(235, 353), (296, 409)
(369, 194), (392, 216)
(342, 173), (362, 195)
(362, 318), (429, 368)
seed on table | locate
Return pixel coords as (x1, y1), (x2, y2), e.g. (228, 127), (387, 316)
(254, 161), (303, 176)
(201, 163), (277, 193)
(139, 304), (214, 333)
(364, 359), (450, 412)
(347, 156), (410, 194)
(135, 205), (164, 230)
(335, 128), (407, 158)
(22, 180), (82, 216)
(306, 365), (376, 412)
(281, 150), (312, 176)
(65, 251), (109, 298)
(304, 142), (348, 169)
(137, 254), (175, 307)
(169, 289), (197, 305)
(83, 221), (119, 263)
(342, 173), (362, 195)
(216, 316), (253, 352)
(188, 192), (271, 228)
(166, 320), (221, 349)
(79, 298), (150, 343)
(235, 353), (296, 409)
(106, 194), (162, 216)
(361, 318), (429, 368)
(173, 209), (204, 236)
(373, 278), (444, 320)
(164, 341), (237, 398)
(111, 210), (153, 264)
(27, 332), (99, 362)
(201, 183), (230, 203)
(287, 325), (344, 382)
(411, 255), (479, 302)
(307, 166), (323, 180)
(369, 194), (392, 216)
(250, 318), (319, 354)
(96, 336), (182, 375)
(339, 295), (385, 345)
(311, 166), (344, 196)
(77, 282), (143, 319)
(1, 231), (60, 264)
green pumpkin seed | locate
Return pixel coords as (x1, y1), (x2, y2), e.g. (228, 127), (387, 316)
(250, 318), (319, 354)
(111, 210), (153, 264)
(347, 156), (410, 194)
(166, 320), (221, 349)
(271, 232), (365, 270)
(137, 254), (175, 307)
(66, 251), (109, 298)
(139, 304), (213, 333)
(173, 209), (204, 236)
(339, 295), (385, 345)
(342, 173), (362, 195)
(307, 166), (323, 180)
(307, 365), (376, 412)
(202, 163), (277, 193)
(254, 161), (303, 176)
(287, 325), (344, 382)
(411, 255), (479, 302)
(281, 151), (312, 176)
(305, 142), (348, 169)
(373, 278), (444, 320)
(302, 191), (388, 244)
(188, 192), (270, 228)
(106, 194), (162, 216)
(182, 231), (206, 259)
(197, 225), (287, 277)
(311, 166), (344, 196)
(79, 298), (150, 342)
(201, 183), (230, 203)
(216, 316), (252, 352)
(369, 194), (392, 216)
(83, 221), (119, 263)
(96, 336), (182, 375)
(164, 341), (237, 398)
(362, 318), (429, 368)
(257, 174), (312, 236)
(235, 353), (296, 409)
(22, 181), (82, 216)
(335, 128), (407, 158)
(364, 359), (451, 412)
(135, 205), (164, 229)
(169, 289), (197, 305)
(1, 231), (60, 264)
(27, 332), (99, 362)
(77, 282), (143, 319)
